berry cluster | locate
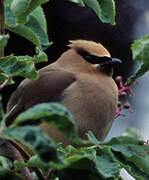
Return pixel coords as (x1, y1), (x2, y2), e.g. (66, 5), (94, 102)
(115, 76), (135, 118)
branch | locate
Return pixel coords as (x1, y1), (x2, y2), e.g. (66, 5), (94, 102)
(8, 139), (45, 180)
(3, 140), (34, 180)
(0, 77), (10, 91)
(0, 0), (5, 56)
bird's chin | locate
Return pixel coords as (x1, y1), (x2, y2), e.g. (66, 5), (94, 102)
(98, 65), (114, 76)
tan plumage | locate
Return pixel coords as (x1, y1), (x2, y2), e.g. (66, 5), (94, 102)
(6, 40), (120, 146)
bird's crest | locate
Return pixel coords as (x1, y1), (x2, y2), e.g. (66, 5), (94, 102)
(68, 40), (111, 57)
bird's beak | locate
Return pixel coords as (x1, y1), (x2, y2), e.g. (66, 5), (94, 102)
(111, 58), (122, 64)
(100, 58), (122, 66)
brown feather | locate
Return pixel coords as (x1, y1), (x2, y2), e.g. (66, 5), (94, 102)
(6, 70), (76, 125)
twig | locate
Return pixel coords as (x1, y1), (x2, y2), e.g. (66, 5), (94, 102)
(4, 140), (34, 180)
(8, 139), (45, 180)
(0, 77), (10, 91)
(45, 169), (53, 180)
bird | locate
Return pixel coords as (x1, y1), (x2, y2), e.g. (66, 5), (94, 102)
(6, 40), (121, 146)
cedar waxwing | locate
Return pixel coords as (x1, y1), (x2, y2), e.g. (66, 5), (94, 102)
(6, 40), (121, 146)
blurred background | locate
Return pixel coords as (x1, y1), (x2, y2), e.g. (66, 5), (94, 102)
(2, 1), (149, 178)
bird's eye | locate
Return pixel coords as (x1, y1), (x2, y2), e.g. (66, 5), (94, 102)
(84, 55), (92, 61)
(77, 49), (95, 63)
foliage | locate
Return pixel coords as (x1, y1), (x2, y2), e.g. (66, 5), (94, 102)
(5, 0), (51, 50)
(69, 0), (116, 25)
(0, 34), (9, 50)
(83, 0), (116, 25)
(1, 102), (149, 179)
(68, 0), (85, 7)
(10, 0), (49, 24)
(0, 47), (47, 83)
(11, 103), (87, 145)
(0, 0), (149, 180)
(126, 35), (149, 85)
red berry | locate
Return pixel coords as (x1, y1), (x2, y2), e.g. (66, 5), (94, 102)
(119, 91), (127, 97)
(124, 101), (131, 109)
(118, 101), (121, 107)
(115, 76), (122, 82)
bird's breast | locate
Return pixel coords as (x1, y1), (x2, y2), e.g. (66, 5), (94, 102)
(60, 73), (118, 141)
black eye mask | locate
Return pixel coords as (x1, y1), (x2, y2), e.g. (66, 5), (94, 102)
(77, 49), (122, 65)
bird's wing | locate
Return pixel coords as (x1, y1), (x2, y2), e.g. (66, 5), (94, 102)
(6, 69), (76, 126)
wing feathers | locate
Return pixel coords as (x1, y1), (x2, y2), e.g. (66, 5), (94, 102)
(6, 70), (76, 126)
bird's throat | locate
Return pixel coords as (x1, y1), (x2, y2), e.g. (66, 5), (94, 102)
(99, 65), (113, 76)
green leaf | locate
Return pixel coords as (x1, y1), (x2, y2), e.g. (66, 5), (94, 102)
(121, 163), (149, 180)
(84, 0), (115, 25)
(111, 143), (145, 158)
(126, 36), (149, 85)
(0, 74), (14, 86)
(95, 154), (120, 178)
(10, 0), (49, 24)
(65, 145), (96, 166)
(128, 154), (149, 175)
(54, 178), (59, 180)
(67, 0), (85, 7)
(4, 0), (12, 6)
(5, 4), (51, 49)
(0, 55), (34, 87)
(5, 4), (17, 24)
(26, 7), (51, 50)
(26, 155), (47, 168)
(0, 55), (38, 80)
(110, 136), (149, 177)
(56, 145), (120, 178)
(0, 35), (9, 50)
(126, 62), (149, 86)
(6, 23), (41, 49)
(0, 49), (47, 82)
(87, 130), (103, 145)
(0, 156), (12, 177)
(34, 47), (48, 63)
(122, 127), (143, 141)
(14, 153), (65, 170)
(17, 47), (48, 64)
(4, 126), (59, 163)
(13, 160), (26, 170)
(31, 7), (47, 32)
(49, 145), (97, 170)
(12, 103), (87, 145)
(131, 36), (149, 63)
(13, 155), (47, 169)
(89, 127), (149, 179)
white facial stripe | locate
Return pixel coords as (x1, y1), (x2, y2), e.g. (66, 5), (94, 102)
(93, 64), (100, 67)
(91, 53), (111, 58)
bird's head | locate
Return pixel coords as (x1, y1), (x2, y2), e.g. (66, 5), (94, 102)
(64, 40), (122, 76)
